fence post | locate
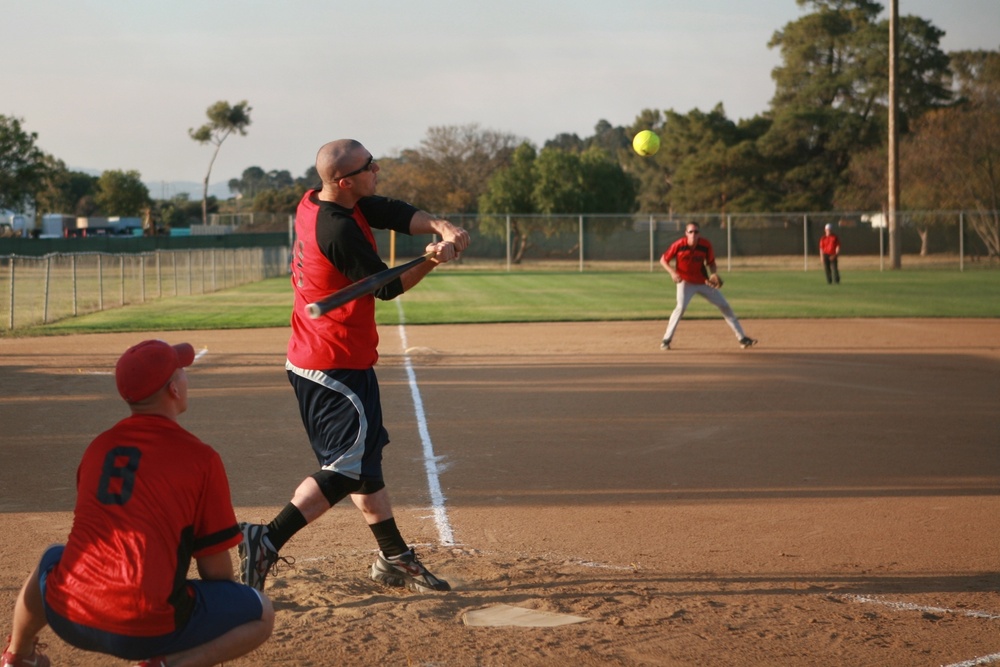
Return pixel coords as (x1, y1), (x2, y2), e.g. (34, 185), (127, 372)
(505, 215), (511, 272)
(727, 215), (733, 272)
(578, 215), (584, 273)
(959, 211), (964, 272)
(119, 255), (125, 306)
(72, 254), (78, 316)
(140, 255), (146, 303)
(98, 254), (104, 311)
(43, 255), (52, 323)
(649, 214), (655, 272)
(803, 215), (809, 272)
(7, 257), (13, 330)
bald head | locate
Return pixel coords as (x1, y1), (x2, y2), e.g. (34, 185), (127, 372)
(316, 139), (365, 185)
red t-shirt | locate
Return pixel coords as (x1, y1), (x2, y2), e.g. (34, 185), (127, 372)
(819, 234), (840, 256)
(662, 236), (715, 284)
(287, 191), (415, 371)
(44, 415), (240, 636)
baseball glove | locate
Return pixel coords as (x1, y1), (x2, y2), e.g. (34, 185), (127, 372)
(706, 273), (724, 289)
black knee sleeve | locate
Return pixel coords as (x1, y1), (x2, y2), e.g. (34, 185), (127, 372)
(310, 470), (363, 506)
(355, 479), (385, 495)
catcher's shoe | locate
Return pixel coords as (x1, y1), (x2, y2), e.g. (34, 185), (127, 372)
(2, 636), (50, 667)
(739, 337), (758, 349)
(371, 549), (450, 593)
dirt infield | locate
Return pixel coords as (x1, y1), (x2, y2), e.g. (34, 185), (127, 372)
(1, 319), (998, 666)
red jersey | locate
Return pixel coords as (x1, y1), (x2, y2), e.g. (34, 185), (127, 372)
(662, 236), (715, 284)
(287, 191), (415, 371)
(819, 234), (840, 256)
(44, 414), (240, 636)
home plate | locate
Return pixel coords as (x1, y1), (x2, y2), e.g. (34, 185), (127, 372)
(462, 605), (589, 627)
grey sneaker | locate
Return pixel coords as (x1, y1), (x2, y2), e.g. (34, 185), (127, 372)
(371, 549), (450, 593)
(660, 339), (671, 350)
(739, 337), (758, 349)
(237, 522), (282, 591)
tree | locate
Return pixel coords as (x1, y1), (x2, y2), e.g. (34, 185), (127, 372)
(840, 49), (1000, 257)
(477, 142), (538, 262)
(898, 106), (1000, 259)
(532, 146), (636, 214)
(0, 115), (49, 212)
(544, 119), (629, 155)
(950, 49), (1000, 107)
(479, 142), (636, 262)
(624, 110), (670, 213)
(763, 0), (950, 210)
(94, 170), (151, 217)
(253, 185), (307, 214)
(295, 165), (320, 189)
(228, 166), (267, 199)
(377, 124), (524, 213)
(544, 132), (585, 152)
(155, 193), (201, 230)
(228, 166), (294, 200)
(189, 100), (252, 225)
(655, 105), (774, 213)
(34, 156), (99, 216)
(478, 142), (537, 214)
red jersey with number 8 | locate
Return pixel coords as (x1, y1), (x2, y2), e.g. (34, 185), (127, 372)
(44, 414), (241, 636)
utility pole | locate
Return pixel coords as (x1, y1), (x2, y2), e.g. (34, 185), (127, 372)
(888, 0), (901, 269)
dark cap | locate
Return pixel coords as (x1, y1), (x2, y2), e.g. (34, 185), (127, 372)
(115, 340), (195, 403)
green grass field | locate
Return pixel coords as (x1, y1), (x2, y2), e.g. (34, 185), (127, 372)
(12, 269), (1000, 336)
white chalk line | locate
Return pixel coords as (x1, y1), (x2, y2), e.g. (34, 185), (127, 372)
(396, 301), (455, 546)
(943, 654), (1000, 667)
(845, 594), (1000, 621)
(844, 595), (1000, 667)
(388, 314), (1000, 662)
(79, 346), (209, 375)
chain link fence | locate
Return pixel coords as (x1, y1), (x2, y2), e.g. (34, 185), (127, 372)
(3, 210), (996, 331)
(374, 210), (998, 272)
(2, 246), (289, 330)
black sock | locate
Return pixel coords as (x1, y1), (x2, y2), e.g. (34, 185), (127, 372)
(369, 517), (408, 558)
(265, 503), (308, 551)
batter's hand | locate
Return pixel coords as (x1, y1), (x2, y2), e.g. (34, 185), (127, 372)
(441, 225), (470, 253)
(426, 241), (457, 264)
(706, 274), (724, 289)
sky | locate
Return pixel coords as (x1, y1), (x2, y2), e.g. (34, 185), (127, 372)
(4, 0), (998, 194)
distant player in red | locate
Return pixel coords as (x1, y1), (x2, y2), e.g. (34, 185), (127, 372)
(819, 223), (841, 284)
(2, 340), (273, 667)
(659, 222), (757, 350)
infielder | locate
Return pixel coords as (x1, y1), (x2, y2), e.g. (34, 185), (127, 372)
(659, 223), (757, 350)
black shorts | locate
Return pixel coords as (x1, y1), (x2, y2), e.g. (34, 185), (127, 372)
(285, 361), (390, 481)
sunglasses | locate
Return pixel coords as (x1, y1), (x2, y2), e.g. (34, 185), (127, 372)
(335, 155), (375, 180)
